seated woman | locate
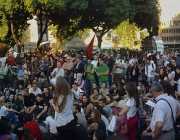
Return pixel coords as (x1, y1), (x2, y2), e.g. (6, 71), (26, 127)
(90, 88), (103, 105)
(44, 106), (57, 135)
(105, 94), (118, 107)
(91, 83), (98, 94)
(99, 82), (109, 97)
(158, 67), (168, 82)
(82, 95), (94, 119)
(93, 105), (109, 137)
(74, 73), (86, 93)
(87, 110), (106, 140)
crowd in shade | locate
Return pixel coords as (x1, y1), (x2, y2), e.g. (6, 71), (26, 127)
(0, 49), (180, 140)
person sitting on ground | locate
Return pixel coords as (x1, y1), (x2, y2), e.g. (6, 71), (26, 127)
(32, 94), (48, 121)
(24, 113), (42, 140)
(90, 88), (103, 105)
(87, 109), (106, 140)
(11, 99), (24, 114)
(105, 94), (118, 107)
(74, 73), (86, 93)
(13, 112), (24, 140)
(72, 104), (87, 129)
(24, 89), (36, 113)
(71, 83), (84, 99)
(98, 99), (112, 118)
(44, 106), (57, 135)
(68, 114), (90, 140)
(93, 129), (106, 140)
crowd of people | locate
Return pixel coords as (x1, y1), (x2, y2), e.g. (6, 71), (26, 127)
(0, 49), (180, 140)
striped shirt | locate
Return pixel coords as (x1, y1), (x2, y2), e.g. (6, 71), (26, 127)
(150, 94), (180, 131)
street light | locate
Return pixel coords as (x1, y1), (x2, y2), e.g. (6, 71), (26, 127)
(174, 40), (175, 55)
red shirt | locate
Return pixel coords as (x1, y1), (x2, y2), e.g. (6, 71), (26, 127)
(24, 122), (42, 140)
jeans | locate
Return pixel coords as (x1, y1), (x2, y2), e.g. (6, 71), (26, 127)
(65, 77), (73, 88)
(99, 81), (109, 89)
(5, 112), (19, 126)
(147, 77), (154, 85)
(86, 79), (94, 95)
(108, 74), (112, 87)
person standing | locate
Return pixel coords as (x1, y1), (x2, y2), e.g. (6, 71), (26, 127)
(84, 58), (95, 95)
(96, 59), (109, 89)
(62, 56), (74, 86)
(113, 54), (125, 89)
(119, 82), (140, 140)
(143, 82), (180, 140)
(49, 77), (74, 140)
(103, 52), (115, 87)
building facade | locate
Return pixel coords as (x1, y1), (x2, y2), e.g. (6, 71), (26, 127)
(159, 0), (180, 51)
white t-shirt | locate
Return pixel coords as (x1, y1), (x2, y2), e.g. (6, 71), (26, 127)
(55, 94), (74, 127)
(52, 68), (64, 78)
(101, 115), (109, 136)
(126, 98), (137, 119)
(168, 71), (175, 86)
(114, 59), (124, 73)
(44, 116), (57, 134)
(71, 87), (84, 99)
(91, 60), (98, 67)
(0, 106), (8, 119)
(29, 87), (42, 96)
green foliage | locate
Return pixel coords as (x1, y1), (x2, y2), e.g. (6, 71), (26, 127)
(113, 19), (149, 49)
(129, 0), (160, 33)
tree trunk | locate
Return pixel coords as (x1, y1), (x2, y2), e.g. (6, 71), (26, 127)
(55, 38), (60, 51)
(97, 36), (103, 52)
(0, 43), (10, 57)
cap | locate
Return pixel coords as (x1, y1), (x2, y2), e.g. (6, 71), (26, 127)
(150, 82), (163, 92)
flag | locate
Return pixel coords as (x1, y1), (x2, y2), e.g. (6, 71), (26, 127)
(86, 35), (95, 58)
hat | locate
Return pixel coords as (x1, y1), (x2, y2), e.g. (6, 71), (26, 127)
(150, 82), (163, 92)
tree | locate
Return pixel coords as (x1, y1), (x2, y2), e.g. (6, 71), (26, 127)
(129, 0), (160, 36)
(112, 19), (149, 50)
(79, 0), (130, 50)
(0, 0), (30, 57)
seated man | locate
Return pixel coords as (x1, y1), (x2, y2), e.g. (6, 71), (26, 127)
(24, 89), (36, 113)
(71, 83), (84, 99)
(38, 76), (49, 91)
(0, 99), (19, 126)
(32, 94), (48, 121)
(72, 104), (87, 129)
(29, 82), (42, 96)
(42, 87), (53, 106)
(11, 99), (24, 114)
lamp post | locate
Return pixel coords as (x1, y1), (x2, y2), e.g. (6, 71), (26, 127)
(174, 40), (175, 55)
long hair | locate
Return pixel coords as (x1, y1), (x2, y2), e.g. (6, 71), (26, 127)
(92, 109), (102, 123)
(93, 104), (108, 119)
(54, 77), (72, 106)
(106, 94), (115, 103)
(47, 105), (55, 119)
(159, 67), (168, 80)
(82, 95), (91, 108)
(126, 82), (140, 107)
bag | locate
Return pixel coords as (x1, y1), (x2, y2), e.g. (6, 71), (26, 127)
(112, 107), (122, 116)
(65, 70), (71, 76)
(117, 115), (128, 136)
(157, 98), (180, 139)
(108, 115), (118, 132)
